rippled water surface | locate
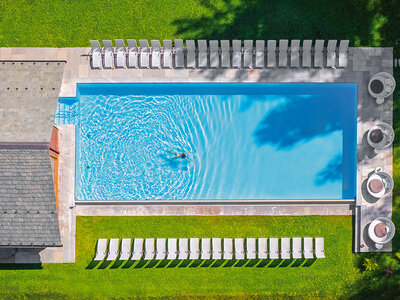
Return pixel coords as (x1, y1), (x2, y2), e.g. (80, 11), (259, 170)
(68, 83), (357, 200)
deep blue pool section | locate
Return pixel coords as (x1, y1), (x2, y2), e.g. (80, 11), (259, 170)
(55, 83), (357, 200)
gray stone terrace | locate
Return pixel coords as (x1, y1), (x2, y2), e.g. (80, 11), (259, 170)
(0, 46), (393, 258)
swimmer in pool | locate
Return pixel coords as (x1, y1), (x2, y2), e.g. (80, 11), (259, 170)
(175, 151), (193, 162)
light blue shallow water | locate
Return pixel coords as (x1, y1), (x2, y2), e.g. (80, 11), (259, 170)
(56, 83), (357, 200)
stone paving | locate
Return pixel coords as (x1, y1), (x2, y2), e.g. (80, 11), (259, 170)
(0, 45), (394, 257)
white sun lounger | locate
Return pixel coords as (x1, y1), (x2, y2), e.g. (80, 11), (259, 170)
(106, 238), (119, 261)
(178, 238), (189, 260)
(144, 238), (155, 260)
(201, 238), (211, 259)
(326, 40), (337, 68)
(139, 40), (150, 68)
(167, 238), (178, 260)
(281, 238), (291, 259)
(151, 40), (161, 69)
(189, 238), (200, 259)
(163, 40), (173, 68)
(338, 40), (349, 68)
(221, 40), (230, 68)
(290, 40), (300, 68)
(302, 40), (312, 67)
(315, 237), (325, 258)
(255, 40), (265, 68)
(243, 40), (253, 68)
(127, 39), (138, 68)
(186, 40), (196, 68)
(269, 237), (279, 259)
(223, 238), (233, 260)
(232, 40), (241, 68)
(93, 238), (107, 261)
(198, 40), (208, 68)
(155, 238), (166, 260)
(246, 238), (256, 259)
(209, 40), (219, 68)
(258, 238), (268, 259)
(304, 237), (314, 259)
(279, 39), (288, 67)
(267, 40), (277, 68)
(174, 39), (184, 68)
(314, 40), (324, 68)
(102, 40), (114, 69)
(292, 237), (302, 259)
(119, 238), (131, 260)
(90, 40), (102, 69)
(212, 238), (222, 260)
(131, 238), (144, 260)
(115, 39), (126, 69)
(234, 238), (245, 260)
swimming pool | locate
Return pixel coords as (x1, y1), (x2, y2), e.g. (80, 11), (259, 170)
(55, 83), (357, 201)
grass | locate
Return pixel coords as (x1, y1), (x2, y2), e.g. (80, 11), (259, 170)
(0, 216), (357, 299)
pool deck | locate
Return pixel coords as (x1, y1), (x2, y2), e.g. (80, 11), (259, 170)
(0, 46), (394, 261)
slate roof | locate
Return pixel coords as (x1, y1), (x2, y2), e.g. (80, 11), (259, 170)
(0, 61), (65, 248)
(0, 148), (61, 247)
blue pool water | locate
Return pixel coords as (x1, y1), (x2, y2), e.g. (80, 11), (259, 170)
(56, 83), (357, 201)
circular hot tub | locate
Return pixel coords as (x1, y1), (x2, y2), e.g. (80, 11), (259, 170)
(366, 123), (395, 154)
(366, 168), (393, 198)
(368, 72), (396, 104)
(368, 217), (395, 249)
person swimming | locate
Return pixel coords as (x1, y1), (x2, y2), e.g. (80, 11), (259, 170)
(175, 151), (193, 162)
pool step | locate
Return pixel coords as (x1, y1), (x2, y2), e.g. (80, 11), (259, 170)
(54, 98), (79, 125)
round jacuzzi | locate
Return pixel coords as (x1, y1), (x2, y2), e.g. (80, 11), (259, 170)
(367, 123), (395, 153)
(368, 217), (395, 249)
(366, 168), (393, 198)
(368, 72), (396, 104)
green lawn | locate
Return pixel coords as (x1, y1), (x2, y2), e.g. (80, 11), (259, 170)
(0, 216), (358, 299)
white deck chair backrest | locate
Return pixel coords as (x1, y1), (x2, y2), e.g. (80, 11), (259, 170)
(198, 40), (208, 68)
(246, 237), (256, 259)
(151, 40), (161, 69)
(186, 40), (196, 68)
(258, 238), (268, 259)
(189, 238), (200, 259)
(119, 238), (131, 260)
(338, 40), (349, 68)
(269, 237), (279, 259)
(315, 237), (325, 258)
(255, 40), (265, 68)
(302, 40), (312, 67)
(267, 40), (277, 68)
(90, 40), (101, 51)
(106, 238), (119, 261)
(234, 238), (245, 260)
(243, 40), (253, 68)
(232, 40), (242, 68)
(127, 39), (138, 68)
(94, 238), (107, 261)
(167, 238), (177, 260)
(290, 40), (300, 68)
(314, 40), (324, 68)
(114, 39), (126, 69)
(174, 39), (184, 68)
(139, 39), (150, 68)
(292, 237), (302, 259)
(155, 238), (166, 260)
(326, 40), (337, 68)
(212, 238), (222, 259)
(209, 40), (219, 68)
(163, 40), (173, 68)
(201, 238), (211, 260)
(178, 238), (189, 260)
(278, 39), (289, 67)
(221, 40), (230, 68)
(102, 40), (114, 69)
(281, 238), (291, 259)
(223, 238), (233, 260)
(304, 237), (313, 259)
(131, 238), (143, 260)
(144, 238), (155, 260)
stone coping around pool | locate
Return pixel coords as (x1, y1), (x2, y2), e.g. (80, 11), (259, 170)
(0, 46), (393, 254)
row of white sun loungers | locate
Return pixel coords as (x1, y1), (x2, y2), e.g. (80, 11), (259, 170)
(94, 237), (325, 261)
(90, 39), (349, 70)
